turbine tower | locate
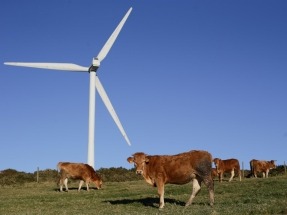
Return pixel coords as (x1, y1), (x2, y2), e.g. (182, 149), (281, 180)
(4, 7), (133, 168)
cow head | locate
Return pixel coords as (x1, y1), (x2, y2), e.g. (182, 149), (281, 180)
(213, 158), (221, 170)
(127, 152), (149, 175)
(269, 160), (276, 169)
(92, 174), (103, 189)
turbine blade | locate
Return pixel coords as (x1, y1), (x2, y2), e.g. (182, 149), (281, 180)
(95, 76), (131, 146)
(96, 7), (132, 62)
(4, 62), (89, 72)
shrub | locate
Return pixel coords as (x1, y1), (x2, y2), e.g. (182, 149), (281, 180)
(33, 169), (59, 182)
(97, 167), (141, 182)
(0, 169), (34, 186)
(269, 165), (286, 176)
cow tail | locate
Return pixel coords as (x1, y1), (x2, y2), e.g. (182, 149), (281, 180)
(57, 162), (62, 173)
(249, 160), (253, 176)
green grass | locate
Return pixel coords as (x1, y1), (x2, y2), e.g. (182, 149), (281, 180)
(0, 176), (286, 215)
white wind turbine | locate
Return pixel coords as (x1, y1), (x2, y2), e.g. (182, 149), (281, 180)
(4, 7), (132, 168)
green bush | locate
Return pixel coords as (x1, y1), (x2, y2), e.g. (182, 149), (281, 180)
(269, 165), (286, 176)
(33, 169), (59, 182)
(0, 169), (34, 186)
(97, 167), (141, 182)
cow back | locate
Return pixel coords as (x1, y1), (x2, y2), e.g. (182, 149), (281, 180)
(251, 160), (276, 172)
(58, 162), (97, 181)
(145, 150), (212, 185)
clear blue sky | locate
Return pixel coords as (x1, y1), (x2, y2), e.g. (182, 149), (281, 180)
(1, 0), (286, 173)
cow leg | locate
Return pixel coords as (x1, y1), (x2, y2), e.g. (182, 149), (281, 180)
(229, 170), (235, 182)
(238, 170), (242, 181)
(206, 177), (215, 206)
(157, 182), (165, 209)
(266, 170), (269, 178)
(263, 172), (266, 178)
(64, 178), (69, 192)
(86, 181), (90, 191)
(203, 175), (215, 207)
(58, 171), (65, 192)
(185, 177), (202, 207)
(78, 180), (84, 191)
(217, 171), (221, 182)
(219, 172), (223, 182)
(59, 178), (63, 192)
(58, 176), (63, 192)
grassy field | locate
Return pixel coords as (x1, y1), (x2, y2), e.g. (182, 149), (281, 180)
(0, 176), (286, 215)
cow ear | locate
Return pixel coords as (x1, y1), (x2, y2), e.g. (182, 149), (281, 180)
(145, 157), (149, 163)
(127, 157), (134, 164)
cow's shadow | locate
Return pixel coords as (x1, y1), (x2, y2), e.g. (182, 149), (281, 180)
(54, 187), (99, 192)
(104, 197), (186, 208)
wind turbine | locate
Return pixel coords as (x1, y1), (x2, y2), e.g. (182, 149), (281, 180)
(4, 7), (132, 168)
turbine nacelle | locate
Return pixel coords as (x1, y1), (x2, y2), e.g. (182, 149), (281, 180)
(88, 58), (100, 72)
(93, 57), (101, 67)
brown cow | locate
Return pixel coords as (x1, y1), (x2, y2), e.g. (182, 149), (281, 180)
(250, 159), (276, 178)
(213, 158), (241, 182)
(57, 162), (102, 192)
(127, 150), (214, 209)
(211, 168), (218, 180)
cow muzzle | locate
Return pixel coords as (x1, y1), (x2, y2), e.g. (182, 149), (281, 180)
(136, 170), (143, 175)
